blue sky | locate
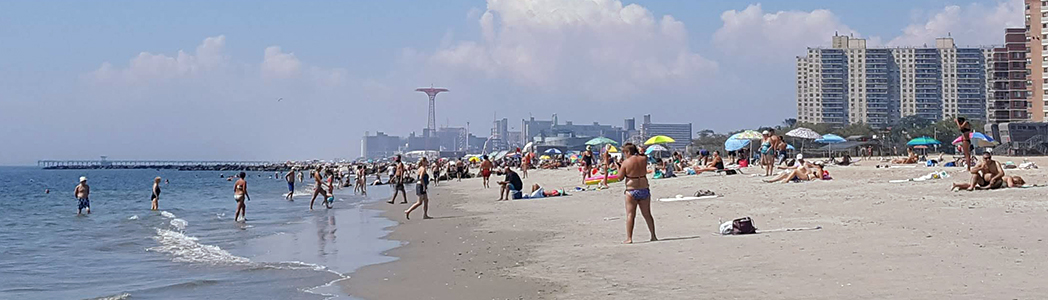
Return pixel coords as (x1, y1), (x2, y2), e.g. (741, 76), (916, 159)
(0, 0), (1022, 164)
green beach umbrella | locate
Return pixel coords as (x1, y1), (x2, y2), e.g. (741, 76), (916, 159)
(585, 137), (618, 146)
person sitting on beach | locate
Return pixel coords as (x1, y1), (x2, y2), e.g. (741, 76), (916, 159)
(838, 153), (852, 166)
(891, 148), (919, 164)
(953, 152), (1005, 191)
(497, 166), (523, 201)
(692, 150), (725, 175)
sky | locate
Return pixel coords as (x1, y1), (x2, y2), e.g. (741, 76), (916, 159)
(0, 0), (1023, 164)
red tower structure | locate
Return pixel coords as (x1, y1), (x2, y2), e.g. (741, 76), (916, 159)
(415, 86), (449, 132)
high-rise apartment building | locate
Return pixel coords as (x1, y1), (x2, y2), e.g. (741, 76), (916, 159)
(1026, 0), (1047, 121)
(797, 35), (990, 127)
(988, 28), (1031, 123)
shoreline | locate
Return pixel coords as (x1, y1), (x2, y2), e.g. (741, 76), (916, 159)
(342, 180), (562, 299)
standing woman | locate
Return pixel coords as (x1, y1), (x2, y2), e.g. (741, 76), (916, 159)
(619, 143), (657, 244)
(956, 117), (972, 171)
(405, 157), (432, 220)
(151, 177), (161, 211)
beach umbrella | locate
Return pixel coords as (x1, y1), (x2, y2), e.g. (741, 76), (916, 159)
(724, 139), (750, 151)
(815, 134), (846, 144)
(952, 132), (997, 148)
(907, 136), (941, 147)
(468, 156), (481, 163)
(607, 145), (619, 153)
(539, 155), (551, 160)
(585, 137), (619, 146)
(644, 135), (676, 145)
(544, 148), (563, 154)
(786, 144), (795, 150)
(785, 127), (821, 140)
(815, 134), (846, 157)
(645, 144), (668, 155)
(522, 142), (534, 153)
(732, 130), (764, 140)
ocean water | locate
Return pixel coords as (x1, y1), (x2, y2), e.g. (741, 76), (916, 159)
(0, 167), (400, 300)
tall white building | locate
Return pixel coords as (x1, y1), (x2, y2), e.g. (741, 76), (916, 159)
(797, 35), (991, 127)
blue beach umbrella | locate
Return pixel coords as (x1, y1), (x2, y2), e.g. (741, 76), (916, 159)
(725, 139), (750, 152)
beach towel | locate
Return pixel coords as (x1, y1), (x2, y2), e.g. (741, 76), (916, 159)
(889, 171), (949, 183)
(658, 195), (720, 202)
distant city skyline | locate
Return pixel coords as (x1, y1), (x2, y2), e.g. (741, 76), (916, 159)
(0, 0), (1022, 165)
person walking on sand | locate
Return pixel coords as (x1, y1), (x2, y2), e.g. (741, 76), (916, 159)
(150, 177), (161, 211)
(389, 155), (408, 204)
(234, 172), (249, 222)
(480, 155), (493, 188)
(285, 169), (297, 201)
(620, 143), (656, 244)
(405, 157), (433, 220)
(74, 176), (91, 215)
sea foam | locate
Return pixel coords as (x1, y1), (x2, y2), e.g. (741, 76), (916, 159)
(147, 228), (250, 265)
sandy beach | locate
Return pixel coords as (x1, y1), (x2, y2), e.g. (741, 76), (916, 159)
(345, 157), (1048, 299)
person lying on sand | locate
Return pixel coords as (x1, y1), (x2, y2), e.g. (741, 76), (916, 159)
(764, 161), (823, 183)
(891, 148), (919, 164)
(952, 152), (1005, 191)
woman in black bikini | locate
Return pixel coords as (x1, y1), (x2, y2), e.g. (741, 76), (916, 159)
(956, 117), (972, 171)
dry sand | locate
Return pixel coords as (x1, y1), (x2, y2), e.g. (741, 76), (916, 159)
(345, 157), (1048, 299)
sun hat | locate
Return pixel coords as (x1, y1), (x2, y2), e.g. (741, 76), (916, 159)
(79, 176), (87, 182)
(762, 130), (770, 135)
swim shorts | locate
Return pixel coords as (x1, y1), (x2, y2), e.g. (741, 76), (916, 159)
(416, 184), (427, 196)
(77, 198), (90, 210)
(625, 188), (651, 200)
(287, 182), (295, 191)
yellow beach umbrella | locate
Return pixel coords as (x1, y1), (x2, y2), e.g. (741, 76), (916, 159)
(468, 156), (481, 163)
(644, 135), (675, 145)
(607, 145), (619, 153)
(539, 155), (551, 160)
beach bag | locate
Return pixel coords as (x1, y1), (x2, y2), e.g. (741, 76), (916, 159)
(732, 217), (757, 235)
(723, 169), (738, 175)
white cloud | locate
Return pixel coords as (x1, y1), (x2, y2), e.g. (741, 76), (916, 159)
(416, 0), (716, 97)
(713, 4), (861, 61)
(888, 0), (1023, 46)
(261, 46), (302, 79)
(90, 35), (228, 84)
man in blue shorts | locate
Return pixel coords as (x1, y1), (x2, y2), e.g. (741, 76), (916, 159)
(74, 176), (91, 215)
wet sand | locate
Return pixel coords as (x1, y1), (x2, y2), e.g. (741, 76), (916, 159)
(345, 157), (1048, 299)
